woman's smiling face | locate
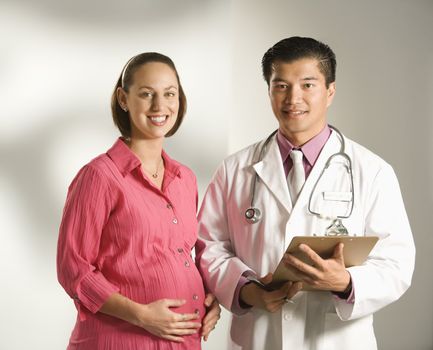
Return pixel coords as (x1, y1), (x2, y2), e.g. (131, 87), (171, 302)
(120, 62), (180, 141)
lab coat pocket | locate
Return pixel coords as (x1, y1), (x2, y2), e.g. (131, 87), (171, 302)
(322, 313), (376, 350)
(230, 312), (254, 348)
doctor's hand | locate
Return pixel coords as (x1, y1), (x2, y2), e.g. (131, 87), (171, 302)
(201, 293), (221, 341)
(283, 243), (350, 292)
(240, 273), (302, 313)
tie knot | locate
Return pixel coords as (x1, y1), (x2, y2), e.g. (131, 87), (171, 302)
(290, 149), (303, 164)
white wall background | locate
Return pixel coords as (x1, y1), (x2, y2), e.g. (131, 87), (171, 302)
(0, 0), (432, 349)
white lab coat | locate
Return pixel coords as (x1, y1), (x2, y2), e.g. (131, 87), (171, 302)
(197, 130), (415, 350)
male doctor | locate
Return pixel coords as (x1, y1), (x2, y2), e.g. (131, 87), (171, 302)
(196, 37), (415, 350)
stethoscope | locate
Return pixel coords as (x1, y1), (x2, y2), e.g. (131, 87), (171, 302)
(244, 125), (354, 236)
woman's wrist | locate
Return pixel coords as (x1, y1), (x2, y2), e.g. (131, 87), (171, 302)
(100, 293), (144, 327)
(132, 303), (150, 328)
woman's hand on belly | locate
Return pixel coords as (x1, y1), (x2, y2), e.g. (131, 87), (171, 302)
(136, 298), (202, 342)
(100, 293), (202, 342)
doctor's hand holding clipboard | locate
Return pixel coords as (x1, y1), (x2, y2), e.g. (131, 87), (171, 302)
(241, 242), (350, 310)
(240, 273), (303, 312)
(282, 242), (351, 294)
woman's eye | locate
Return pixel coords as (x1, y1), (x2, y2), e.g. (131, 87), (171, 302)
(166, 92), (176, 97)
(304, 83), (314, 88)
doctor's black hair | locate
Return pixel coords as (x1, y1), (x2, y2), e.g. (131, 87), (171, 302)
(261, 36), (336, 88)
(111, 52), (187, 138)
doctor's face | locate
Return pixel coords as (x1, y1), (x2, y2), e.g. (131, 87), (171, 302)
(269, 58), (336, 146)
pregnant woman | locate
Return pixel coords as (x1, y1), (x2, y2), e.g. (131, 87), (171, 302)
(57, 52), (220, 349)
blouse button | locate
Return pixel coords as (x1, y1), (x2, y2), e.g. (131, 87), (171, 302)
(283, 312), (292, 321)
(193, 294), (199, 300)
(172, 218), (178, 224)
(166, 203), (172, 209)
(177, 248), (184, 253)
(194, 309), (200, 315)
(184, 261), (190, 267)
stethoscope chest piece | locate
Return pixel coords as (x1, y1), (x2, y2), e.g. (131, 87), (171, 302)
(245, 207), (261, 224)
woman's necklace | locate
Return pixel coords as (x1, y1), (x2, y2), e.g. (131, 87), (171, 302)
(143, 157), (163, 179)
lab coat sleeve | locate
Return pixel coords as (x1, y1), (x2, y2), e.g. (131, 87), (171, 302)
(196, 161), (253, 313)
(57, 165), (119, 320)
(335, 163), (415, 320)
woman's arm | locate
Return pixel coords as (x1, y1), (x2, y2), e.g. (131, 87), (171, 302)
(57, 165), (119, 317)
(100, 293), (201, 343)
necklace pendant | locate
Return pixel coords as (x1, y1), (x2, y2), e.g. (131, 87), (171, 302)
(152, 173), (158, 178)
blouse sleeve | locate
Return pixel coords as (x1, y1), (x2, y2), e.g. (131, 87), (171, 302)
(57, 164), (120, 320)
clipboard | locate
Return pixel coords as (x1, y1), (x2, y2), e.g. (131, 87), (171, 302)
(249, 235), (379, 291)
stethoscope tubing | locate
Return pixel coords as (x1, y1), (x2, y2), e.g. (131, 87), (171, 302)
(245, 125), (353, 223)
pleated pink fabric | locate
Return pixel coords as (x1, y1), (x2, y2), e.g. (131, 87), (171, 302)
(57, 138), (205, 349)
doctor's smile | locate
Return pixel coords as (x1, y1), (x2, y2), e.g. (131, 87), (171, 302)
(282, 109), (308, 118)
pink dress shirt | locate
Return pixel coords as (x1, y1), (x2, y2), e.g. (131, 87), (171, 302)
(57, 138), (205, 350)
(276, 125), (331, 178)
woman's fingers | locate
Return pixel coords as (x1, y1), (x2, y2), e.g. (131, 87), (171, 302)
(163, 298), (187, 308)
(169, 324), (201, 335)
(203, 293), (216, 307)
(174, 312), (200, 322)
(161, 334), (185, 342)
(173, 320), (202, 329)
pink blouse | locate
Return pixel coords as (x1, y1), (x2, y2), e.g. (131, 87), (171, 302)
(57, 138), (205, 350)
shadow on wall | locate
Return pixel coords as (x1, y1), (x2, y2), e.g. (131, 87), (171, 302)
(0, 108), (220, 257)
(0, 110), (113, 254)
(1, 0), (217, 24)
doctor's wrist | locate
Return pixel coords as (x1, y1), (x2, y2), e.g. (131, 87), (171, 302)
(239, 282), (255, 308)
(332, 274), (352, 299)
(239, 283), (254, 308)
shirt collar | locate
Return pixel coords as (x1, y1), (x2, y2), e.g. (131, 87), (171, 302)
(277, 125), (331, 167)
(162, 149), (182, 179)
(107, 138), (182, 178)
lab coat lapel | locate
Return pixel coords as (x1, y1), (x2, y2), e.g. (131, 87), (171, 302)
(292, 131), (341, 215)
(252, 136), (293, 213)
